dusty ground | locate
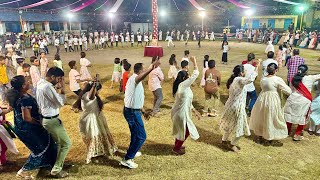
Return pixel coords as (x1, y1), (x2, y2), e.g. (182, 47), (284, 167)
(1, 41), (320, 180)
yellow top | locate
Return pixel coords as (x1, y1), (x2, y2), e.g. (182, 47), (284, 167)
(0, 65), (9, 84)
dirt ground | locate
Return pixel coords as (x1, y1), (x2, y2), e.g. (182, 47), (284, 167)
(1, 41), (320, 180)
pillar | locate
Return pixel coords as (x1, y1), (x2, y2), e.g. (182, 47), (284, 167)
(63, 22), (68, 31)
(152, 0), (158, 45)
(0, 22), (6, 35)
(44, 21), (50, 33)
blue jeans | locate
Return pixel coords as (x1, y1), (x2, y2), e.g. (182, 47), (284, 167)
(247, 90), (257, 111)
(123, 107), (146, 160)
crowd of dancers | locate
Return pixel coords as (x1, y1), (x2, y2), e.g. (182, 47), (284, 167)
(0, 30), (320, 179)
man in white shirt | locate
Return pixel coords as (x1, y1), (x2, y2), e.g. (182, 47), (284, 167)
(120, 59), (160, 169)
(262, 51), (278, 77)
(39, 39), (46, 53)
(181, 50), (190, 62)
(36, 67), (71, 178)
(148, 56), (164, 117)
(54, 37), (60, 55)
(243, 53), (257, 114)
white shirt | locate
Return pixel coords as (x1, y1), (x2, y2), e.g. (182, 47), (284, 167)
(181, 57), (189, 62)
(262, 58), (278, 77)
(54, 39), (60, 46)
(243, 64), (256, 92)
(148, 67), (164, 91)
(39, 41), (45, 49)
(124, 74), (144, 109)
(36, 79), (66, 116)
(69, 69), (80, 91)
(30, 65), (40, 87)
(137, 35), (142, 41)
(223, 45), (229, 53)
(73, 38), (78, 45)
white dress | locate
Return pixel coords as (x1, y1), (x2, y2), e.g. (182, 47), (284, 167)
(284, 75), (320, 125)
(220, 73), (257, 138)
(79, 92), (117, 164)
(168, 65), (178, 80)
(310, 81), (320, 125)
(299, 37), (308, 48)
(172, 70), (200, 141)
(80, 58), (92, 81)
(250, 76), (292, 140)
(0, 118), (19, 161)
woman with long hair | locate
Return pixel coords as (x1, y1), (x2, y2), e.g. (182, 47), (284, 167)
(250, 63), (292, 146)
(284, 64), (320, 141)
(220, 63), (259, 152)
(6, 76), (57, 179)
(171, 57), (201, 155)
(75, 81), (117, 164)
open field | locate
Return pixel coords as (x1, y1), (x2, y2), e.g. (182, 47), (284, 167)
(1, 41), (320, 180)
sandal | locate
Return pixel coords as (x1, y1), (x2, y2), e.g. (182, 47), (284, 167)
(231, 145), (240, 153)
(51, 170), (69, 178)
(16, 170), (34, 180)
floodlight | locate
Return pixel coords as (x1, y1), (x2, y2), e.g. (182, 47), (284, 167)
(108, 12), (115, 18)
(67, 13), (74, 19)
(298, 6), (305, 11)
(199, 11), (206, 17)
(160, 10), (166, 17)
(245, 9), (254, 16)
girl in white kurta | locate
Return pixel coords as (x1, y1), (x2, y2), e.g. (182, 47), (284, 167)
(76, 82), (117, 164)
(284, 65), (320, 141)
(250, 63), (292, 144)
(80, 52), (92, 81)
(308, 80), (320, 135)
(200, 55), (209, 87)
(220, 64), (258, 152)
(171, 58), (201, 155)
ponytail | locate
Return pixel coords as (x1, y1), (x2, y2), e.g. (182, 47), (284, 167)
(291, 64), (308, 88)
(226, 65), (244, 89)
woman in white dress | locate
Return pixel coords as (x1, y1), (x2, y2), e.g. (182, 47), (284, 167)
(171, 57), (201, 155)
(210, 32), (215, 41)
(308, 80), (320, 136)
(220, 64), (259, 152)
(80, 52), (92, 81)
(284, 65), (320, 141)
(250, 63), (291, 146)
(299, 36), (309, 48)
(0, 106), (19, 166)
(76, 81), (117, 164)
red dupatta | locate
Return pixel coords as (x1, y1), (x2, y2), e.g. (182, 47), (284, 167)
(295, 82), (312, 122)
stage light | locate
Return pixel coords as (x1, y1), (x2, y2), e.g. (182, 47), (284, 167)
(199, 11), (206, 17)
(245, 9), (254, 16)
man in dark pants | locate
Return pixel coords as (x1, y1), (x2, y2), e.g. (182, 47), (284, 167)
(120, 59), (160, 169)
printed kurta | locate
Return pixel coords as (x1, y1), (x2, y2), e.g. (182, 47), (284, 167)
(172, 70), (199, 141)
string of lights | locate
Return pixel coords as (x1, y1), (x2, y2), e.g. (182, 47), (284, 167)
(132, 0), (140, 13)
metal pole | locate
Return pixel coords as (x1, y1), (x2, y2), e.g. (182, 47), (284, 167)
(111, 18), (113, 32)
(69, 19), (71, 31)
(300, 11), (303, 30)
(202, 17), (204, 31)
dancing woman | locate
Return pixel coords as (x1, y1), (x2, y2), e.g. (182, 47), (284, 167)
(250, 63), (291, 146)
(220, 63), (259, 152)
(6, 76), (57, 179)
(75, 81), (117, 164)
(284, 65), (320, 141)
(171, 57), (201, 155)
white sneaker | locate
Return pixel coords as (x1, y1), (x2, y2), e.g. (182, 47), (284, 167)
(120, 159), (138, 169)
(135, 151), (142, 157)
